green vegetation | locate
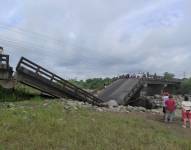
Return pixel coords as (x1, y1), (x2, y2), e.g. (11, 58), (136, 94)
(69, 78), (112, 90)
(0, 84), (41, 102)
(0, 100), (191, 150)
(163, 72), (175, 80)
(180, 78), (191, 94)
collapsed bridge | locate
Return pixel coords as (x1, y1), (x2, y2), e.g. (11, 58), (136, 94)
(98, 76), (181, 105)
(0, 53), (182, 106)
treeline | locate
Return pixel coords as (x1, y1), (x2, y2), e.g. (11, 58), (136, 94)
(180, 78), (191, 94)
(162, 72), (191, 94)
(69, 78), (112, 90)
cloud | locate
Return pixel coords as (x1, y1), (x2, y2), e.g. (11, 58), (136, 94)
(0, 0), (190, 79)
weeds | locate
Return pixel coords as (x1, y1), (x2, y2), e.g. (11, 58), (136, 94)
(0, 84), (41, 102)
(0, 101), (191, 150)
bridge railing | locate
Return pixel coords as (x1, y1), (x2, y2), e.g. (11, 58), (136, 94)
(16, 57), (104, 105)
(112, 75), (182, 83)
(0, 54), (9, 69)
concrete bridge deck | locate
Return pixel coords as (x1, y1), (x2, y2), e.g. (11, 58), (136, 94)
(99, 78), (142, 105)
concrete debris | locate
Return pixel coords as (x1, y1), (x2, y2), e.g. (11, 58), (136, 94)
(59, 98), (161, 114)
(105, 100), (119, 108)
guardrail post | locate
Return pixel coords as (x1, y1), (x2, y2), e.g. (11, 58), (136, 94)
(36, 67), (40, 75)
(0, 55), (2, 65)
(16, 57), (24, 71)
(50, 75), (54, 82)
(6, 55), (9, 68)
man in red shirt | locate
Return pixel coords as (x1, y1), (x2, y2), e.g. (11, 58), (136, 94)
(165, 95), (176, 123)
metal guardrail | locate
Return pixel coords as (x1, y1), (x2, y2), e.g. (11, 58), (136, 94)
(16, 57), (104, 105)
(0, 54), (9, 69)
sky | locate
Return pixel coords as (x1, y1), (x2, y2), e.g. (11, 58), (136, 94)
(0, 0), (190, 79)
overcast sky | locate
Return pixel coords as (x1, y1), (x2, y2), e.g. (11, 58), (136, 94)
(0, 0), (190, 79)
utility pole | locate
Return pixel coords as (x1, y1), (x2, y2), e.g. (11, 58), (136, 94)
(183, 72), (186, 79)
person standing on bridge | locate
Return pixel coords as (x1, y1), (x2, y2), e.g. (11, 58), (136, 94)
(0, 46), (4, 55)
(165, 95), (176, 123)
(181, 96), (191, 128)
(0, 46), (4, 64)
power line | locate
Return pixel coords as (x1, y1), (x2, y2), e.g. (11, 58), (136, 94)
(0, 38), (58, 58)
(0, 36), (46, 49)
(0, 38), (49, 53)
(0, 23), (66, 46)
(0, 29), (67, 54)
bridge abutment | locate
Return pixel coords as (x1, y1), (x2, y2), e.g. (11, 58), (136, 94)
(140, 83), (180, 96)
(0, 54), (15, 89)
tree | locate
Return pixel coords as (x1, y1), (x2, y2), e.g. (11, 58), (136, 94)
(180, 78), (191, 94)
(68, 78), (112, 90)
(163, 72), (175, 80)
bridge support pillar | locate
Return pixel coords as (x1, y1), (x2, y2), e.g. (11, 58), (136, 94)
(141, 84), (165, 96)
(140, 83), (148, 96)
(163, 84), (180, 94)
(0, 54), (14, 89)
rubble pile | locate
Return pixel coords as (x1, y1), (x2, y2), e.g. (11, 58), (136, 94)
(60, 98), (161, 114)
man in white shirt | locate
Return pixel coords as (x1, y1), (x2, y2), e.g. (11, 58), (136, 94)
(181, 96), (191, 128)
(162, 92), (169, 115)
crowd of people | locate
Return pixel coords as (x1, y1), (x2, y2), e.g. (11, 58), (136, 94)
(162, 92), (191, 128)
(112, 72), (172, 82)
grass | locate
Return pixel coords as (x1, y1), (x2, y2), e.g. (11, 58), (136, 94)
(0, 84), (42, 102)
(0, 99), (191, 150)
